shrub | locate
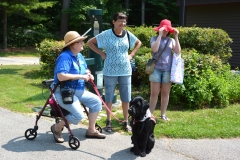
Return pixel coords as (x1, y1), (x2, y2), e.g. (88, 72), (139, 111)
(172, 27), (232, 63)
(36, 39), (63, 78)
(168, 50), (240, 109)
(8, 24), (55, 48)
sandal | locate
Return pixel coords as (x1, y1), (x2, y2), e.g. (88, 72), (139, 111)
(105, 120), (112, 132)
(124, 121), (132, 132)
(161, 115), (170, 121)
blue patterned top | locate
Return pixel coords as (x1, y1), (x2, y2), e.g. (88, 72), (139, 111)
(96, 29), (138, 76)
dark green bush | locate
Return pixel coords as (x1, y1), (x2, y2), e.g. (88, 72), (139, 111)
(175, 27), (232, 63)
(8, 24), (55, 48)
(171, 49), (232, 109)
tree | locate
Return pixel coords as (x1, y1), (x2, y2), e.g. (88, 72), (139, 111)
(0, 0), (56, 49)
(60, 0), (70, 39)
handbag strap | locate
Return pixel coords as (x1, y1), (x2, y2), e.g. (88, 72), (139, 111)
(154, 38), (170, 61)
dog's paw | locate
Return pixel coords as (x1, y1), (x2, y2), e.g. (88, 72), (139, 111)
(140, 152), (146, 157)
(146, 149), (151, 154)
(130, 147), (134, 152)
(134, 151), (141, 156)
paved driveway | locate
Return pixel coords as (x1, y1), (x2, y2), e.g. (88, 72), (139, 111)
(1, 107), (240, 160)
(0, 57), (39, 65)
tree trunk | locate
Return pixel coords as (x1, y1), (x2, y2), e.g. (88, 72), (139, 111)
(2, 10), (7, 50)
(60, 0), (70, 39)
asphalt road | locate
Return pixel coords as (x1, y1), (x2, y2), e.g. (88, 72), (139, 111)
(1, 107), (240, 160)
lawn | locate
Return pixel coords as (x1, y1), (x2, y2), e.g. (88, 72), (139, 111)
(0, 64), (240, 139)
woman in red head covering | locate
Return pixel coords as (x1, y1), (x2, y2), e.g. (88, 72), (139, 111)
(149, 19), (181, 121)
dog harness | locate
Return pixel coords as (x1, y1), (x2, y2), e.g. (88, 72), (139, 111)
(132, 109), (156, 125)
(140, 109), (155, 123)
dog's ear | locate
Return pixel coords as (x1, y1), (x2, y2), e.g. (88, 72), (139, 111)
(130, 97), (136, 106)
(142, 99), (150, 111)
(130, 96), (142, 106)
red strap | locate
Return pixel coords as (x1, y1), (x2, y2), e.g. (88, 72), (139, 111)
(89, 79), (124, 123)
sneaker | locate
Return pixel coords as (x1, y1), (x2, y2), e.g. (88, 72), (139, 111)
(85, 130), (106, 139)
(51, 124), (64, 143)
(161, 116), (170, 121)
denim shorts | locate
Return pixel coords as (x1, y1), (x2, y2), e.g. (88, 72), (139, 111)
(149, 69), (171, 83)
(104, 75), (131, 102)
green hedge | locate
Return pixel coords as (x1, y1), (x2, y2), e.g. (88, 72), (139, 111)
(126, 26), (233, 62)
(36, 39), (63, 78)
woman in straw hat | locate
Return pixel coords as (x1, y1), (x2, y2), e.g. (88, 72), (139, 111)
(51, 31), (106, 143)
(87, 12), (142, 132)
(149, 19), (181, 121)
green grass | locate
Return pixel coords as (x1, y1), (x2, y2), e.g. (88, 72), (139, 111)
(0, 65), (48, 113)
(0, 64), (240, 139)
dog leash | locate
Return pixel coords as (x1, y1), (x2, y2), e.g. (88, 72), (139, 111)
(89, 79), (125, 123)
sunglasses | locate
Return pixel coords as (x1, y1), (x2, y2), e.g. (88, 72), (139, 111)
(75, 41), (84, 44)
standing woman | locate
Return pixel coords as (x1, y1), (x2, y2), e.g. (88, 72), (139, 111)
(149, 19), (181, 121)
(87, 12), (142, 132)
(51, 31), (106, 143)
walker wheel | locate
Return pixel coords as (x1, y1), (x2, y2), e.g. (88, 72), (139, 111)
(25, 128), (37, 140)
(68, 135), (80, 150)
(95, 124), (102, 133)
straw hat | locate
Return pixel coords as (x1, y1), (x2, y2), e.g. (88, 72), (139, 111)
(153, 19), (174, 33)
(63, 31), (88, 49)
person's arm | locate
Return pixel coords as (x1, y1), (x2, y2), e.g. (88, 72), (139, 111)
(151, 27), (165, 52)
(57, 73), (90, 82)
(172, 28), (181, 54)
(87, 37), (106, 60)
(129, 39), (142, 60)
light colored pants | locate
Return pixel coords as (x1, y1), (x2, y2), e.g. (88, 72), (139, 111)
(54, 87), (102, 125)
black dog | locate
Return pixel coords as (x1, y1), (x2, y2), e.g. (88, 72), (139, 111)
(128, 96), (156, 157)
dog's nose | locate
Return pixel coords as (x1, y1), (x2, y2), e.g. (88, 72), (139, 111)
(128, 108), (133, 115)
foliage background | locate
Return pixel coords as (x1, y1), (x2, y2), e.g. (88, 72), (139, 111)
(0, 0), (179, 48)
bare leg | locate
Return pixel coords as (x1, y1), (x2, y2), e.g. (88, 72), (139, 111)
(122, 101), (131, 131)
(55, 120), (65, 132)
(149, 82), (161, 114)
(105, 102), (112, 132)
(122, 101), (129, 121)
(86, 112), (106, 138)
(106, 102), (112, 121)
(160, 83), (172, 116)
(88, 112), (98, 132)
(51, 120), (66, 143)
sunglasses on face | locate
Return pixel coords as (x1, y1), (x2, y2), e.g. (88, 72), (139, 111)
(75, 41), (84, 44)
